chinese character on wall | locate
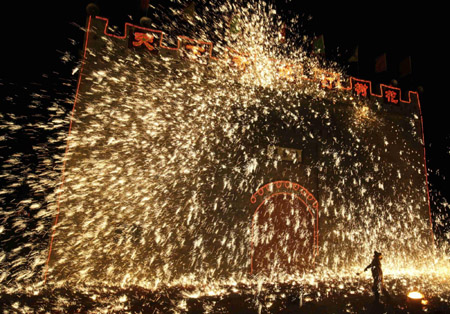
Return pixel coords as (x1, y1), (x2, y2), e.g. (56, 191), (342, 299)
(132, 32), (156, 51)
(354, 82), (368, 97)
(384, 90), (399, 104)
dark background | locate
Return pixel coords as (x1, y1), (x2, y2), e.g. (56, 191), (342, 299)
(1, 1), (448, 242)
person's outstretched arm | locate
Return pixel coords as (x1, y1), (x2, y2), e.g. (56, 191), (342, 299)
(364, 260), (373, 271)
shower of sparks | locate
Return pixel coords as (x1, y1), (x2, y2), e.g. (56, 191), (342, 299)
(0, 0), (449, 312)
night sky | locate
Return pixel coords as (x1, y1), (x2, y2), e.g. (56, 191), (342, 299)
(1, 1), (448, 240)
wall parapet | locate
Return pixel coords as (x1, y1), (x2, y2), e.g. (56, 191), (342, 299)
(92, 16), (419, 108)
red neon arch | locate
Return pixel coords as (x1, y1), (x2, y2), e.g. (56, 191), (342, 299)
(250, 181), (319, 274)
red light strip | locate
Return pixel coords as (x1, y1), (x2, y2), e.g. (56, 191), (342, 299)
(44, 17), (434, 282)
(93, 17), (418, 103)
(251, 181), (319, 209)
(415, 93), (435, 246)
(345, 77), (415, 104)
(43, 15), (94, 283)
(95, 16), (173, 50)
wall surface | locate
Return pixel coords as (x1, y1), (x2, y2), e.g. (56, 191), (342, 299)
(47, 17), (432, 284)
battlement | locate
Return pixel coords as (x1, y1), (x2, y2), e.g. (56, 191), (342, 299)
(89, 16), (420, 108)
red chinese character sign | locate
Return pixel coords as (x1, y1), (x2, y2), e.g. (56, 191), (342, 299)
(351, 78), (372, 98)
(385, 90), (398, 104)
(128, 29), (162, 54)
(354, 82), (369, 97)
(227, 48), (251, 72)
(382, 86), (400, 105)
(277, 63), (302, 83)
(232, 55), (250, 71)
(133, 32), (156, 51)
(179, 36), (212, 64)
(315, 69), (340, 89)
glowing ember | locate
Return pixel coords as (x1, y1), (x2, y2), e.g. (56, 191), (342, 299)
(408, 291), (424, 299)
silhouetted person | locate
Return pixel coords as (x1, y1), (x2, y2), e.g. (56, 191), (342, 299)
(364, 251), (384, 303)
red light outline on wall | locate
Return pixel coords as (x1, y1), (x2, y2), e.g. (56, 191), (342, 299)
(44, 17), (435, 282)
(250, 181), (319, 274)
(94, 17), (422, 105)
(43, 15), (94, 283)
(416, 96), (435, 245)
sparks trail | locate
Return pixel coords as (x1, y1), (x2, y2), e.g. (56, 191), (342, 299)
(0, 1), (448, 312)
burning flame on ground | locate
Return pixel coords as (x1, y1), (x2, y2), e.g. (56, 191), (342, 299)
(408, 291), (423, 299)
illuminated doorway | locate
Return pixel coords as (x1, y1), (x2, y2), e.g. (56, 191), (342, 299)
(250, 181), (319, 275)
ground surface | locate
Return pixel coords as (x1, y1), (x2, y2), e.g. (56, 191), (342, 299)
(1, 277), (449, 313)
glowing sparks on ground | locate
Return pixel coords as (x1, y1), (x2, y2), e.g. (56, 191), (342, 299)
(408, 291), (424, 299)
